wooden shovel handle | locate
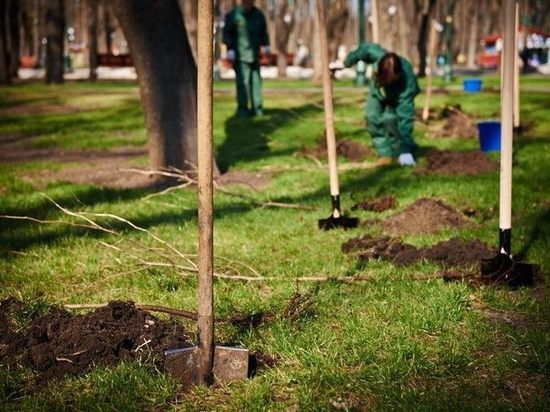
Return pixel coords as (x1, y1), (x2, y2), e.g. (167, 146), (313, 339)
(316, 0), (339, 198)
(500, 0), (516, 231)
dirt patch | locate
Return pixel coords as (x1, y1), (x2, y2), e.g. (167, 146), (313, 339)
(217, 169), (272, 191)
(469, 295), (547, 330)
(299, 138), (371, 162)
(353, 196), (396, 212)
(383, 198), (472, 236)
(416, 150), (498, 176)
(429, 105), (478, 139)
(342, 234), (417, 261)
(343, 235), (494, 271)
(0, 300), (189, 382)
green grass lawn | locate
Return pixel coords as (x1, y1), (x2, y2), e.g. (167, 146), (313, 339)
(0, 76), (549, 410)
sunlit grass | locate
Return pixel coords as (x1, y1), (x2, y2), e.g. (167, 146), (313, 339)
(0, 78), (548, 410)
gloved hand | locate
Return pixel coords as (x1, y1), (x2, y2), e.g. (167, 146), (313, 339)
(226, 49), (235, 62)
(398, 153), (416, 166)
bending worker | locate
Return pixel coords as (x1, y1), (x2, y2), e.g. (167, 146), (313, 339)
(344, 43), (420, 166)
(223, 0), (270, 118)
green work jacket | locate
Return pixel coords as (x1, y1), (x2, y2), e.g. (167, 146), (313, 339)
(344, 43), (420, 104)
(223, 6), (269, 64)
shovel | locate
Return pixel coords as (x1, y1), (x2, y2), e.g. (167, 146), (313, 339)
(480, 0), (535, 287)
(316, 0), (359, 231)
(164, 1), (248, 385)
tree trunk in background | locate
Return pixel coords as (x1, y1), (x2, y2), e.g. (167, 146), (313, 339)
(466, 0), (479, 68)
(0, 0), (10, 84)
(417, 0), (437, 77)
(103, 2), (114, 53)
(327, 0), (348, 61)
(180, 0), (198, 62)
(275, 1), (295, 77)
(88, 0), (98, 81)
(7, 0), (20, 78)
(111, 0), (218, 179)
(45, 0), (65, 84)
(312, 0), (322, 81)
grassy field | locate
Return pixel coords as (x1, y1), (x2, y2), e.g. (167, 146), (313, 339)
(0, 74), (549, 410)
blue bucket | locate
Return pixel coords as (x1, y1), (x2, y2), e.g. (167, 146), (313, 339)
(463, 78), (483, 93)
(477, 121), (501, 152)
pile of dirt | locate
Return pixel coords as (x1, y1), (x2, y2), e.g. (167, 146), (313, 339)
(430, 106), (478, 139)
(353, 196), (396, 212)
(342, 235), (494, 269)
(0, 300), (189, 381)
(299, 138), (371, 161)
(383, 198), (472, 236)
(416, 150), (498, 176)
(342, 234), (416, 261)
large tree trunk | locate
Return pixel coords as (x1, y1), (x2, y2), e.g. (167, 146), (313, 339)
(179, 0), (198, 62)
(45, 0), (65, 84)
(417, 0), (437, 77)
(111, 0), (217, 179)
(88, 0), (98, 81)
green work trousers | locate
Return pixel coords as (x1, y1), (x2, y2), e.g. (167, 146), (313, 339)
(235, 61), (263, 116)
(366, 96), (417, 157)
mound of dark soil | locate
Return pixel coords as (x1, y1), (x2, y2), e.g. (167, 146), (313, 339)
(383, 198), (472, 236)
(0, 300), (189, 381)
(299, 138), (371, 161)
(416, 150), (498, 176)
(343, 235), (493, 270)
(353, 195), (396, 212)
(342, 234), (416, 261)
(393, 237), (494, 267)
(430, 106), (478, 139)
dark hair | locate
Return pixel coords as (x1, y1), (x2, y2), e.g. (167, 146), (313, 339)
(376, 53), (402, 87)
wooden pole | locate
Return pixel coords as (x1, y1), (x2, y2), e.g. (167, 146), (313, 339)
(316, 0), (340, 216)
(371, 0), (379, 44)
(513, 0), (520, 128)
(499, 0), (515, 251)
(197, 0), (214, 386)
(422, 19), (437, 122)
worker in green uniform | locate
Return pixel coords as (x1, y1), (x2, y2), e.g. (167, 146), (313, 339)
(223, 0), (270, 118)
(344, 43), (420, 166)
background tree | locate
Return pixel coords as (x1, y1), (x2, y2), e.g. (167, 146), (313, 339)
(45, 0), (65, 84)
(0, 0), (9, 84)
(417, 0), (437, 77)
(111, 0), (218, 180)
(88, 0), (98, 81)
(274, 0), (295, 77)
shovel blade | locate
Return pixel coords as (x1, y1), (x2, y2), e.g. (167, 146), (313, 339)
(480, 253), (536, 287)
(318, 215), (359, 230)
(164, 346), (249, 386)
(213, 346), (249, 384)
(164, 346), (200, 386)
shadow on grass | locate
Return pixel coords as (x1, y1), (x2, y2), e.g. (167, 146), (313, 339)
(217, 104), (320, 173)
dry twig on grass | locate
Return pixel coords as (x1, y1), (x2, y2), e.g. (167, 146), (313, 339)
(122, 167), (316, 211)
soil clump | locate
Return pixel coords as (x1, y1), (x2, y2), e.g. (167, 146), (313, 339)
(383, 198), (472, 236)
(299, 138), (371, 161)
(342, 235), (493, 269)
(0, 300), (190, 381)
(429, 105), (478, 139)
(353, 196), (396, 212)
(416, 150), (498, 176)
